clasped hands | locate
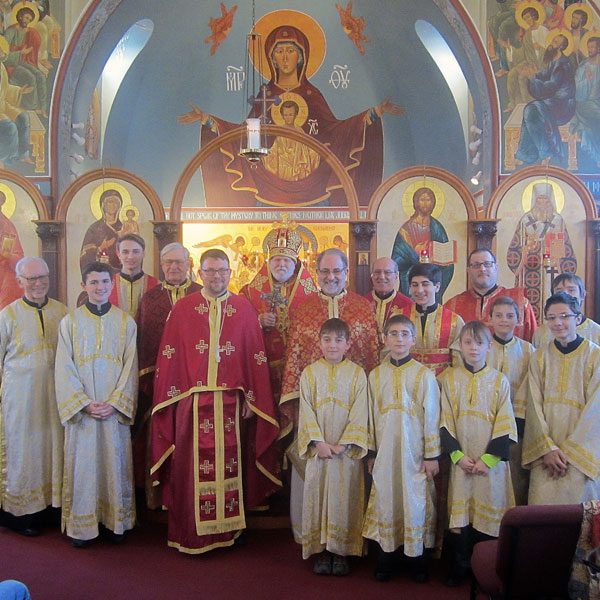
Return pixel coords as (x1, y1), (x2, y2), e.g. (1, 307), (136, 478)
(315, 441), (346, 459)
(85, 402), (116, 420)
(458, 456), (490, 475)
(542, 449), (569, 479)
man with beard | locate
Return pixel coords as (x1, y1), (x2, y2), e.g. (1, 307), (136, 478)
(151, 249), (280, 554)
(507, 182), (576, 321)
(280, 247), (379, 543)
(515, 32), (576, 166)
(240, 225), (317, 408)
(568, 8), (589, 70)
(570, 36), (600, 167)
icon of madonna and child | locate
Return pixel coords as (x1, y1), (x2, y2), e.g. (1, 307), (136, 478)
(178, 12), (404, 207)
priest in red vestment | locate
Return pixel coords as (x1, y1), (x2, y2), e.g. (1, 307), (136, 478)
(151, 249), (280, 554)
(134, 243), (201, 495)
(444, 248), (537, 342)
(363, 256), (413, 335)
(239, 224), (317, 403)
(280, 247), (379, 542)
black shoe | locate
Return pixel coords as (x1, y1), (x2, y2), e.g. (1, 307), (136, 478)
(107, 531), (126, 545)
(233, 531), (247, 546)
(17, 527), (40, 537)
(445, 565), (468, 587)
(71, 537), (92, 548)
(373, 569), (391, 582)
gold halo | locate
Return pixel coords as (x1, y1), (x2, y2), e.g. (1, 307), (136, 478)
(120, 204), (139, 222)
(89, 182), (130, 220)
(10, 1), (39, 27)
(0, 36), (8, 56)
(521, 179), (565, 213)
(564, 3), (595, 31)
(580, 30), (600, 57)
(515, 1), (544, 29)
(0, 183), (16, 218)
(270, 92), (309, 127)
(250, 10), (326, 81)
(402, 180), (445, 220)
(546, 29), (575, 57)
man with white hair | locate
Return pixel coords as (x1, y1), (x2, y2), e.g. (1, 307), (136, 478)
(0, 257), (67, 536)
(240, 224), (317, 406)
(507, 181), (576, 322)
(134, 243), (201, 503)
(364, 256), (412, 335)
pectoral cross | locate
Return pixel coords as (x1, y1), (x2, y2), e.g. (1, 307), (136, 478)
(261, 284), (287, 310)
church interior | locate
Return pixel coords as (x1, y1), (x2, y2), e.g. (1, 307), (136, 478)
(1, 0), (600, 598)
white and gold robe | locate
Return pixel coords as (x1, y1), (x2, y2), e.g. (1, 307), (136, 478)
(532, 317), (600, 348)
(487, 336), (535, 505)
(298, 358), (368, 559)
(441, 366), (517, 537)
(363, 357), (440, 556)
(55, 305), (138, 540)
(522, 339), (600, 505)
(0, 298), (67, 516)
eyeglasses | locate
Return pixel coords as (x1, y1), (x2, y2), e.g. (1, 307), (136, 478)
(372, 269), (397, 276)
(20, 274), (49, 283)
(201, 268), (231, 276)
(317, 268), (345, 276)
(545, 313), (579, 322)
(469, 261), (496, 269)
(162, 259), (187, 267)
(386, 330), (414, 339)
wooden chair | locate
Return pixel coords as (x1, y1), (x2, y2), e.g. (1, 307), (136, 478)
(470, 504), (583, 599)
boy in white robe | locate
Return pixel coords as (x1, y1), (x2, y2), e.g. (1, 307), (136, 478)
(488, 296), (534, 505)
(55, 261), (137, 547)
(298, 318), (368, 576)
(363, 314), (440, 583)
(532, 274), (600, 347)
(523, 292), (600, 505)
(440, 321), (517, 587)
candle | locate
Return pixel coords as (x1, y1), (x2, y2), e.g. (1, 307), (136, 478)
(420, 249), (430, 263)
(245, 118), (261, 149)
(543, 252), (551, 267)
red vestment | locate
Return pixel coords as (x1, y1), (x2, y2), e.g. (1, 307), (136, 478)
(397, 304), (463, 378)
(133, 279), (201, 489)
(151, 290), (280, 554)
(0, 213), (24, 311)
(239, 262), (317, 399)
(444, 285), (537, 342)
(363, 289), (413, 334)
(280, 290), (380, 438)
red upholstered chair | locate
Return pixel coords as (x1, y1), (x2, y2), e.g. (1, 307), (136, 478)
(470, 504), (583, 599)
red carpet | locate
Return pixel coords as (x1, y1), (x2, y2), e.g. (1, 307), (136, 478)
(0, 521), (470, 599)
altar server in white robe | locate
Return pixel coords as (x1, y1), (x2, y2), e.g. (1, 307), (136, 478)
(55, 261), (137, 547)
(0, 257), (67, 536)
